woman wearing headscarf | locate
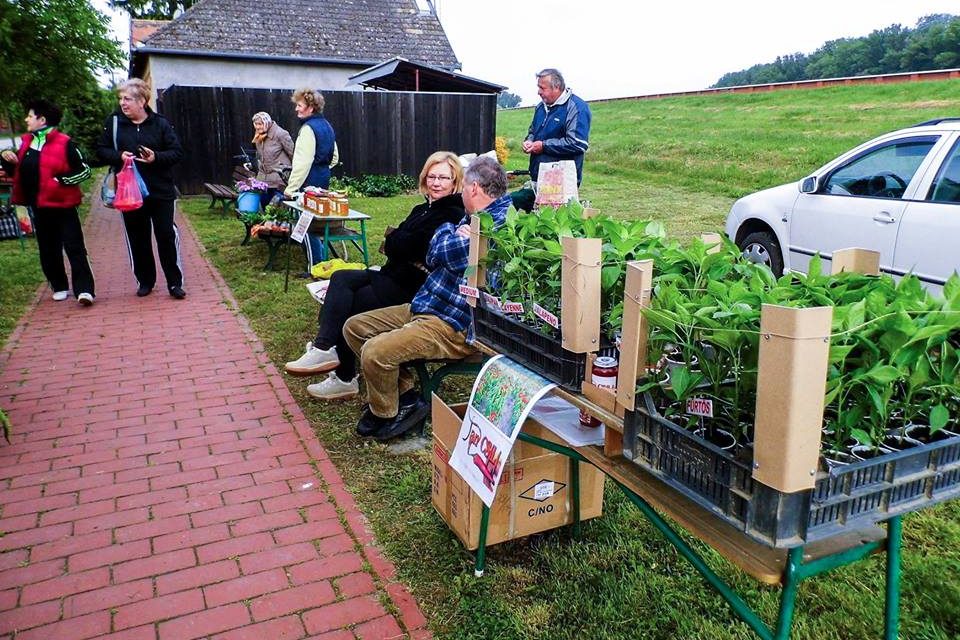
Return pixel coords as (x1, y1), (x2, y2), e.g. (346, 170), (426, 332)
(250, 111), (294, 208)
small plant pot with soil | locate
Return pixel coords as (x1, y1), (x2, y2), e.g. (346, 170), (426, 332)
(850, 444), (893, 461)
(693, 425), (737, 451)
(822, 449), (856, 470)
(881, 432), (923, 451)
(904, 423), (960, 444)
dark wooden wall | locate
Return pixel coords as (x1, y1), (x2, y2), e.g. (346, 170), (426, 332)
(158, 86), (497, 195)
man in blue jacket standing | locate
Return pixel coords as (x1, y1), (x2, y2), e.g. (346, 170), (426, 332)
(514, 68), (591, 211)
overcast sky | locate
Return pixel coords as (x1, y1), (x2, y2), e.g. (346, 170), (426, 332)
(434, 0), (960, 105)
(94, 0), (958, 104)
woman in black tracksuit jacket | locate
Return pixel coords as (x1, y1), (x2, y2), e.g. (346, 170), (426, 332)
(96, 78), (185, 299)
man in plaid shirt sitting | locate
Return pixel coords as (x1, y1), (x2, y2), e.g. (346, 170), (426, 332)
(344, 156), (511, 441)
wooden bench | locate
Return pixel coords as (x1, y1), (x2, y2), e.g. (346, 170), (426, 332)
(203, 182), (237, 215)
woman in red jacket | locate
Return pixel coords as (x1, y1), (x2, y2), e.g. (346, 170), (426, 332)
(0, 99), (95, 305)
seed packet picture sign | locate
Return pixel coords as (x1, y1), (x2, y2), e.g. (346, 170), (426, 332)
(449, 355), (557, 507)
(534, 160), (578, 207)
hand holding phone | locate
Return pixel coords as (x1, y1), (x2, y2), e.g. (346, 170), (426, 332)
(136, 145), (156, 163)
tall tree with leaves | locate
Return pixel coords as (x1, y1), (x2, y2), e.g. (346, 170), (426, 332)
(0, 0), (123, 141)
(111, 0), (195, 20)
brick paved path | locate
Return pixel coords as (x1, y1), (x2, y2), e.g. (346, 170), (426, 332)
(0, 198), (429, 639)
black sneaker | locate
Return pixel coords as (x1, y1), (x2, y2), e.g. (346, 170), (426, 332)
(372, 398), (430, 442)
(136, 285), (153, 297)
(169, 286), (186, 299)
(356, 407), (392, 437)
(398, 388), (421, 408)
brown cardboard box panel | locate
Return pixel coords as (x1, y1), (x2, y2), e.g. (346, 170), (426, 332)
(431, 394), (604, 550)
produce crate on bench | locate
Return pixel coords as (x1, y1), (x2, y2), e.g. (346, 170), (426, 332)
(467, 216), (609, 392)
(473, 294), (616, 392)
(623, 393), (960, 547)
(611, 249), (960, 547)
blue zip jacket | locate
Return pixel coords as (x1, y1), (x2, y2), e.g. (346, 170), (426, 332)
(302, 114), (336, 189)
(411, 193), (512, 337)
(526, 89), (591, 185)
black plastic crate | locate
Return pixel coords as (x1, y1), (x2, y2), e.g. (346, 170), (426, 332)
(622, 393), (960, 548)
(473, 295), (614, 392)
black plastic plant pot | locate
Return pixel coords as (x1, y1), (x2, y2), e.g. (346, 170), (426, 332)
(473, 294), (616, 392)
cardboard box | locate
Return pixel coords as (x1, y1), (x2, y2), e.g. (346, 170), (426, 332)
(431, 394), (604, 550)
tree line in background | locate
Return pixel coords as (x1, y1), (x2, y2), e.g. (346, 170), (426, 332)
(497, 92), (522, 109)
(713, 14), (960, 88)
(109, 0), (195, 20)
(0, 0), (121, 157)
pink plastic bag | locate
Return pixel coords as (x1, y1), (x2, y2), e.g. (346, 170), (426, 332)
(114, 156), (144, 211)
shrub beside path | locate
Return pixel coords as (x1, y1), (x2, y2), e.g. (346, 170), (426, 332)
(0, 195), (429, 639)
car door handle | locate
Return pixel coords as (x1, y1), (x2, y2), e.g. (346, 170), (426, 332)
(873, 213), (897, 224)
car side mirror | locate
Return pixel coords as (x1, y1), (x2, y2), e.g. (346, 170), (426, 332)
(800, 176), (818, 194)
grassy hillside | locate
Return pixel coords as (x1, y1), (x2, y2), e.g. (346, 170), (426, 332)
(497, 79), (960, 239)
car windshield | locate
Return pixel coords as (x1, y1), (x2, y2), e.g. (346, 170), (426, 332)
(824, 137), (937, 199)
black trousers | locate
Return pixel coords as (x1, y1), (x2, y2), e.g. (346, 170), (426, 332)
(33, 206), (95, 297)
(121, 198), (183, 291)
(314, 269), (409, 380)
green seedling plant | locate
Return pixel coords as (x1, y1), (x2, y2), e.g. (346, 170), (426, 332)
(479, 201), (672, 338)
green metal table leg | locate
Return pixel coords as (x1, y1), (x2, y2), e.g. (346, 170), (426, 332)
(617, 482), (775, 640)
(571, 457), (581, 538)
(360, 219), (369, 265)
(884, 516), (902, 640)
(323, 223), (331, 262)
(475, 504), (490, 577)
(772, 547), (803, 640)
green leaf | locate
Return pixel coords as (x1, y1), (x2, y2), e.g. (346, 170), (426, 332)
(865, 364), (901, 385)
(929, 404), (949, 430)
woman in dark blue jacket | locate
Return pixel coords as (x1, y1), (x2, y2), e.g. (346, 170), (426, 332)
(96, 78), (185, 299)
(284, 151), (467, 402)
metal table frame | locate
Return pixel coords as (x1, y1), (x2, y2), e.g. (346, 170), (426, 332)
(283, 201), (370, 266)
(473, 431), (902, 640)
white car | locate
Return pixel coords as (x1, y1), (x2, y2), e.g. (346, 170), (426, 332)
(725, 118), (960, 292)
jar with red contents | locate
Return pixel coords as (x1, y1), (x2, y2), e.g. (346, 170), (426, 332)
(579, 356), (619, 428)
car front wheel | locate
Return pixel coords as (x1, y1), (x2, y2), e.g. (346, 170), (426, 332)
(738, 231), (784, 277)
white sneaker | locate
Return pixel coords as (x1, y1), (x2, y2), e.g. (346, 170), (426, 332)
(78, 293), (94, 306)
(52, 290), (69, 301)
(307, 372), (359, 401)
(284, 342), (339, 375)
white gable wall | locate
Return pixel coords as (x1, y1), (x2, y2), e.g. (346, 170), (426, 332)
(146, 55), (364, 103)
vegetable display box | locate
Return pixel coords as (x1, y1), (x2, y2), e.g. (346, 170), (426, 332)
(473, 294), (615, 392)
(622, 394), (960, 548)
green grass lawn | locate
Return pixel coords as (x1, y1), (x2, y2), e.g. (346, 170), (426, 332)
(5, 80), (960, 639)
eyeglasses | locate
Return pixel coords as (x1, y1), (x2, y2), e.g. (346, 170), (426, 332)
(426, 175), (453, 182)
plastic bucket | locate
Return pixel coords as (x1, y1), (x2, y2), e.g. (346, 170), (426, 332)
(237, 191), (260, 213)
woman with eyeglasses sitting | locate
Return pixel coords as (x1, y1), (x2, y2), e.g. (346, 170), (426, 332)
(285, 151), (467, 402)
